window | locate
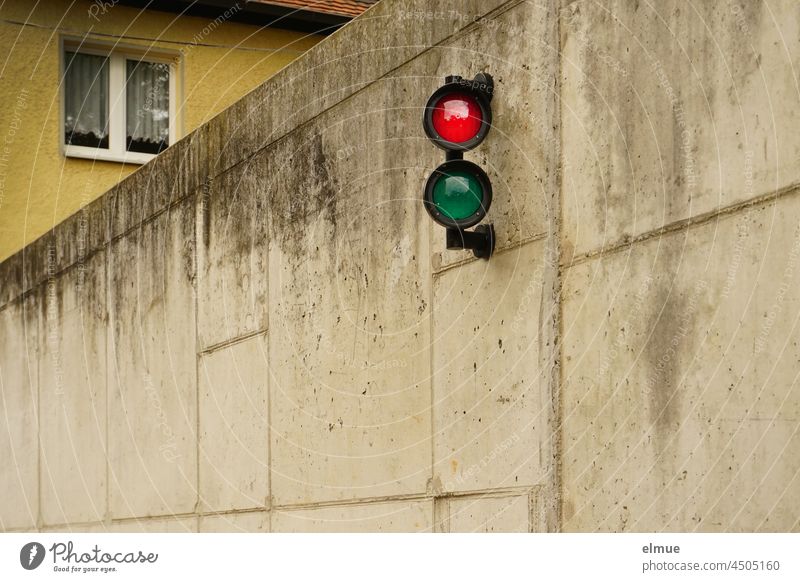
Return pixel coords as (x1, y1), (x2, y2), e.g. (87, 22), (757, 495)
(62, 42), (177, 164)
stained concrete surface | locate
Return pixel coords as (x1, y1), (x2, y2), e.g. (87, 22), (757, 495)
(1, 0), (798, 532)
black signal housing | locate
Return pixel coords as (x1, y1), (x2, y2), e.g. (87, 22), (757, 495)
(421, 73), (495, 259)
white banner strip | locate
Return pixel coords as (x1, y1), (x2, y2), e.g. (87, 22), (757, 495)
(1, 533), (798, 581)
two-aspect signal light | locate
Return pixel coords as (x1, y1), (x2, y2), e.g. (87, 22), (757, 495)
(422, 73), (495, 259)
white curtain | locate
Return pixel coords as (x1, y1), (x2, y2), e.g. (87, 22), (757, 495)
(126, 60), (169, 153)
(64, 51), (109, 148)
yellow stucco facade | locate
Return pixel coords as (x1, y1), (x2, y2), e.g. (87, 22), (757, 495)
(0, 0), (321, 261)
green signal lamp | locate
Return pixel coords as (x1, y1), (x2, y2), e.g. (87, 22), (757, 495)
(423, 160), (492, 229)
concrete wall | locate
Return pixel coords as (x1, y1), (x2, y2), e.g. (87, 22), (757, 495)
(0, 0), (321, 261)
(0, 0), (798, 532)
(559, 0), (800, 532)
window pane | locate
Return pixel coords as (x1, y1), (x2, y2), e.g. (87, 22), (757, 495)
(126, 60), (169, 155)
(64, 51), (109, 149)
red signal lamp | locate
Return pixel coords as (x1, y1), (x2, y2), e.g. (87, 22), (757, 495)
(431, 92), (483, 144)
(423, 74), (493, 152)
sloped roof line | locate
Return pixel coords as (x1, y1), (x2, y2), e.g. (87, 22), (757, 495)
(248, 0), (377, 18)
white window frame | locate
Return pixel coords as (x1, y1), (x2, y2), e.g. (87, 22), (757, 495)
(61, 38), (179, 165)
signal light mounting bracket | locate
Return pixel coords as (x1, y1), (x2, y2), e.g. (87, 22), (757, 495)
(446, 224), (495, 260)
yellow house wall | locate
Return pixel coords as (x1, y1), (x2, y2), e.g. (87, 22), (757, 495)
(0, 0), (321, 261)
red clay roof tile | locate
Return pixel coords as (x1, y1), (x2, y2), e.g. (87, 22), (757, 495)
(248, 0), (377, 18)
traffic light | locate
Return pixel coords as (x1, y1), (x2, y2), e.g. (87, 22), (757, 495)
(422, 73), (495, 259)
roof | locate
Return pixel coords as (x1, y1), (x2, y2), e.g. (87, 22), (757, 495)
(117, 0), (378, 34)
(249, 0), (378, 18)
